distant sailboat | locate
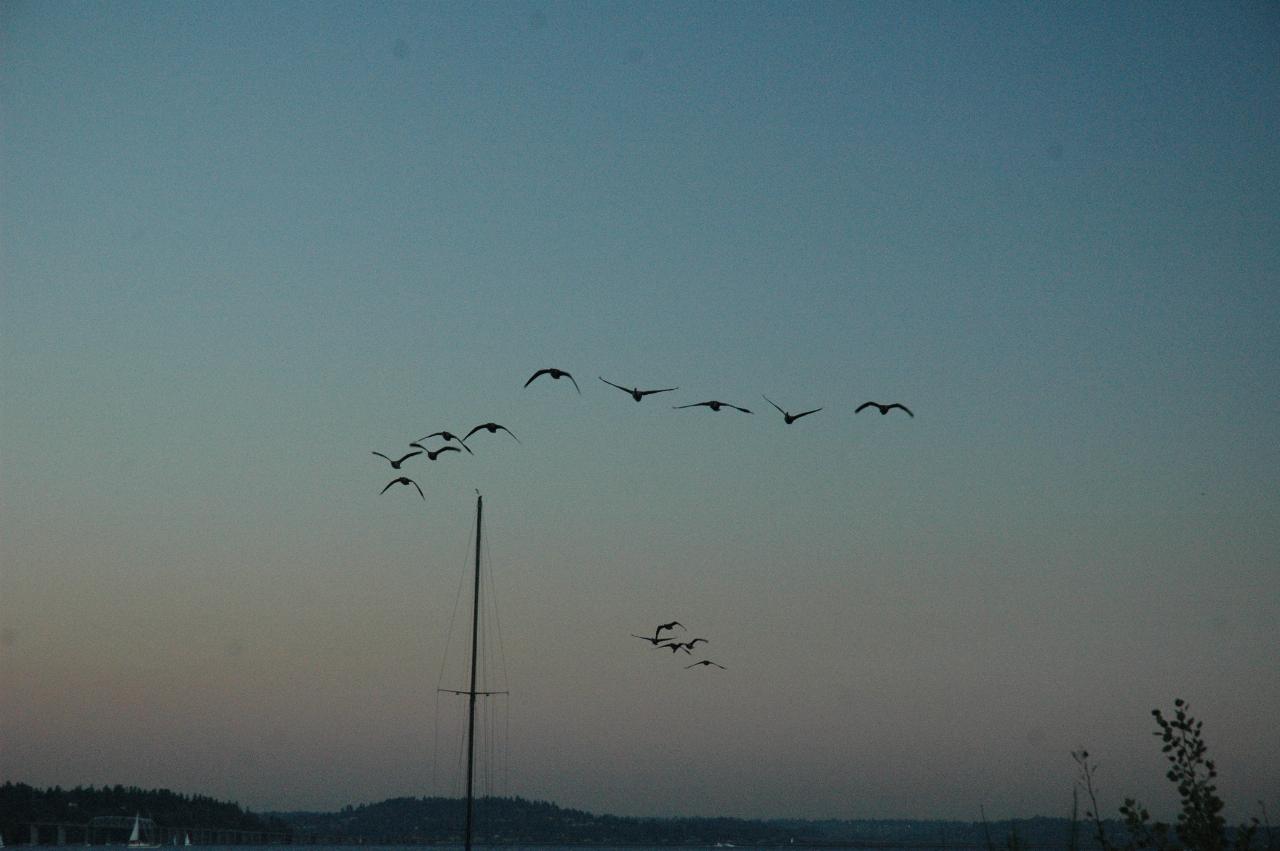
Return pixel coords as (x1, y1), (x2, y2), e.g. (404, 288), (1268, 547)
(128, 815), (159, 849)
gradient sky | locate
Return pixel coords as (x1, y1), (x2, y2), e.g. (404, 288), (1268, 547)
(2, 0), (1278, 824)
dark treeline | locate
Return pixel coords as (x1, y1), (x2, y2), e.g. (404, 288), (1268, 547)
(0, 782), (289, 835)
(1, 784), (1139, 847)
(273, 795), (1126, 846)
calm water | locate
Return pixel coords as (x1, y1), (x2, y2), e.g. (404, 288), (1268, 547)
(18, 846), (974, 851)
(20, 846), (965, 851)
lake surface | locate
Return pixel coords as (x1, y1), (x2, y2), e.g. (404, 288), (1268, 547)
(18, 846), (988, 851)
(19, 846), (974, 851)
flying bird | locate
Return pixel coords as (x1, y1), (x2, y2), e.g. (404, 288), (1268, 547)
(408, 443), (462, 461)
(417, 431), (474, 454)
(673, 400), (753, 414)
(682, 637), (709, 648)
(661, 642), (693, 654)
(524, 368), (580, 393)
(465, 422), (520, 443)
(599, 377), (678, 402)
(685, 659), (726, 669)
(654, 620), (685, 639)
(631, 634), (676, 646)
(763, 395), (822, 424)
(380, 477), (425, 499)
(371, 450), (422, 469)
(855, 401), (914, 417)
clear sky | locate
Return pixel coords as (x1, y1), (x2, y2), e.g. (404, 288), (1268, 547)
(2, 0), (1277, 824)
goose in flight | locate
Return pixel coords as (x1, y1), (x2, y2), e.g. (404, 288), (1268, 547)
(380, 477), (425, 499)
(661, 642), (693, 654)
(599, 377), (678, 402)
(524, 368), (580, 393)
(685, 659), (726, 670)
(465, 422), (520, 443)
(631, 634), (676, 646)
(673, 400), (753, 414)
(653, 620), (684, 639)
(417, 431), (474, 454)
(371, 450), (422, 469)
(855, 401), (914, 417)
(408, 443), (461, 461)
(763, 396), (822, 424)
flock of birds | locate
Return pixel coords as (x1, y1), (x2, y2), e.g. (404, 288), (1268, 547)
(631, 620), (724, 671)
(372, 367), (913, 673)
(372, 367), (913, 499)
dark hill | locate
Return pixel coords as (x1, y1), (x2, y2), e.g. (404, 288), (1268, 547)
(0, 782), (288, 841)
(272, 796), (1120, 847)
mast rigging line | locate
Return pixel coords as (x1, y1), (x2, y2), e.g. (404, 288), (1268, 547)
(432, 514), (477, 794)
(429, 494), (512, 835)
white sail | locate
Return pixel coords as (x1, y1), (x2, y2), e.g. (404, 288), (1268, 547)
(127, 815), (158, 849)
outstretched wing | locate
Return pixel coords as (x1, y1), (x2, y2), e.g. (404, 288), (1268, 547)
(395, 451), (422, 465)
(793, 407), (822, 419)
(762, 395), (788, 416)
(496, 424), (521, 443)
(730, 404), (753, 414)
(372, 451), (392, 463)
(638, 386), (678, 397)
(854, 402), (876, 414)
(379, 479), (399, 495)
(436, 446), (460, 456)
(673, 402), (707, 409)
(887, 403), (914, 417)
(598, 376), (630, 393)
(524, 368), (551, 388)
(409, 478), (425, 500)
(463, 424), (485, 441)
(565, 372), (581, 393)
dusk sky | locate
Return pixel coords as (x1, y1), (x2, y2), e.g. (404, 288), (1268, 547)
(2, 0), (1278, 824)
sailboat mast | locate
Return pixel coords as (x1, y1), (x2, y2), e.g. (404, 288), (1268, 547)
(463, 493), (482, 851)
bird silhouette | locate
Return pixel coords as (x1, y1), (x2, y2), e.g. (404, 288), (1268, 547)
(654, 620), (684, 639)
(855, 401), (914, 417)
(631, 633), (676, 646)
(685, 659), (726, 669)
(465, 422), (520, 443)
(661, 642), (693, 654)
(417, 431), (474, 454)
(371, 450), (422, 469)
(673, 400), (753, 414)
(682, 637), (709, 648)
(408, 443), (462, 461)
(599, 377), (678, 402)
(524, 368), (580, 393)
(380, 477), (425, 499)
(763, 395), (822, 424)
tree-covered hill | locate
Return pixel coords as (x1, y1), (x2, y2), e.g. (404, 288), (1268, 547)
(0, 782), (288, 836)
(273, 795), (1117, 847)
